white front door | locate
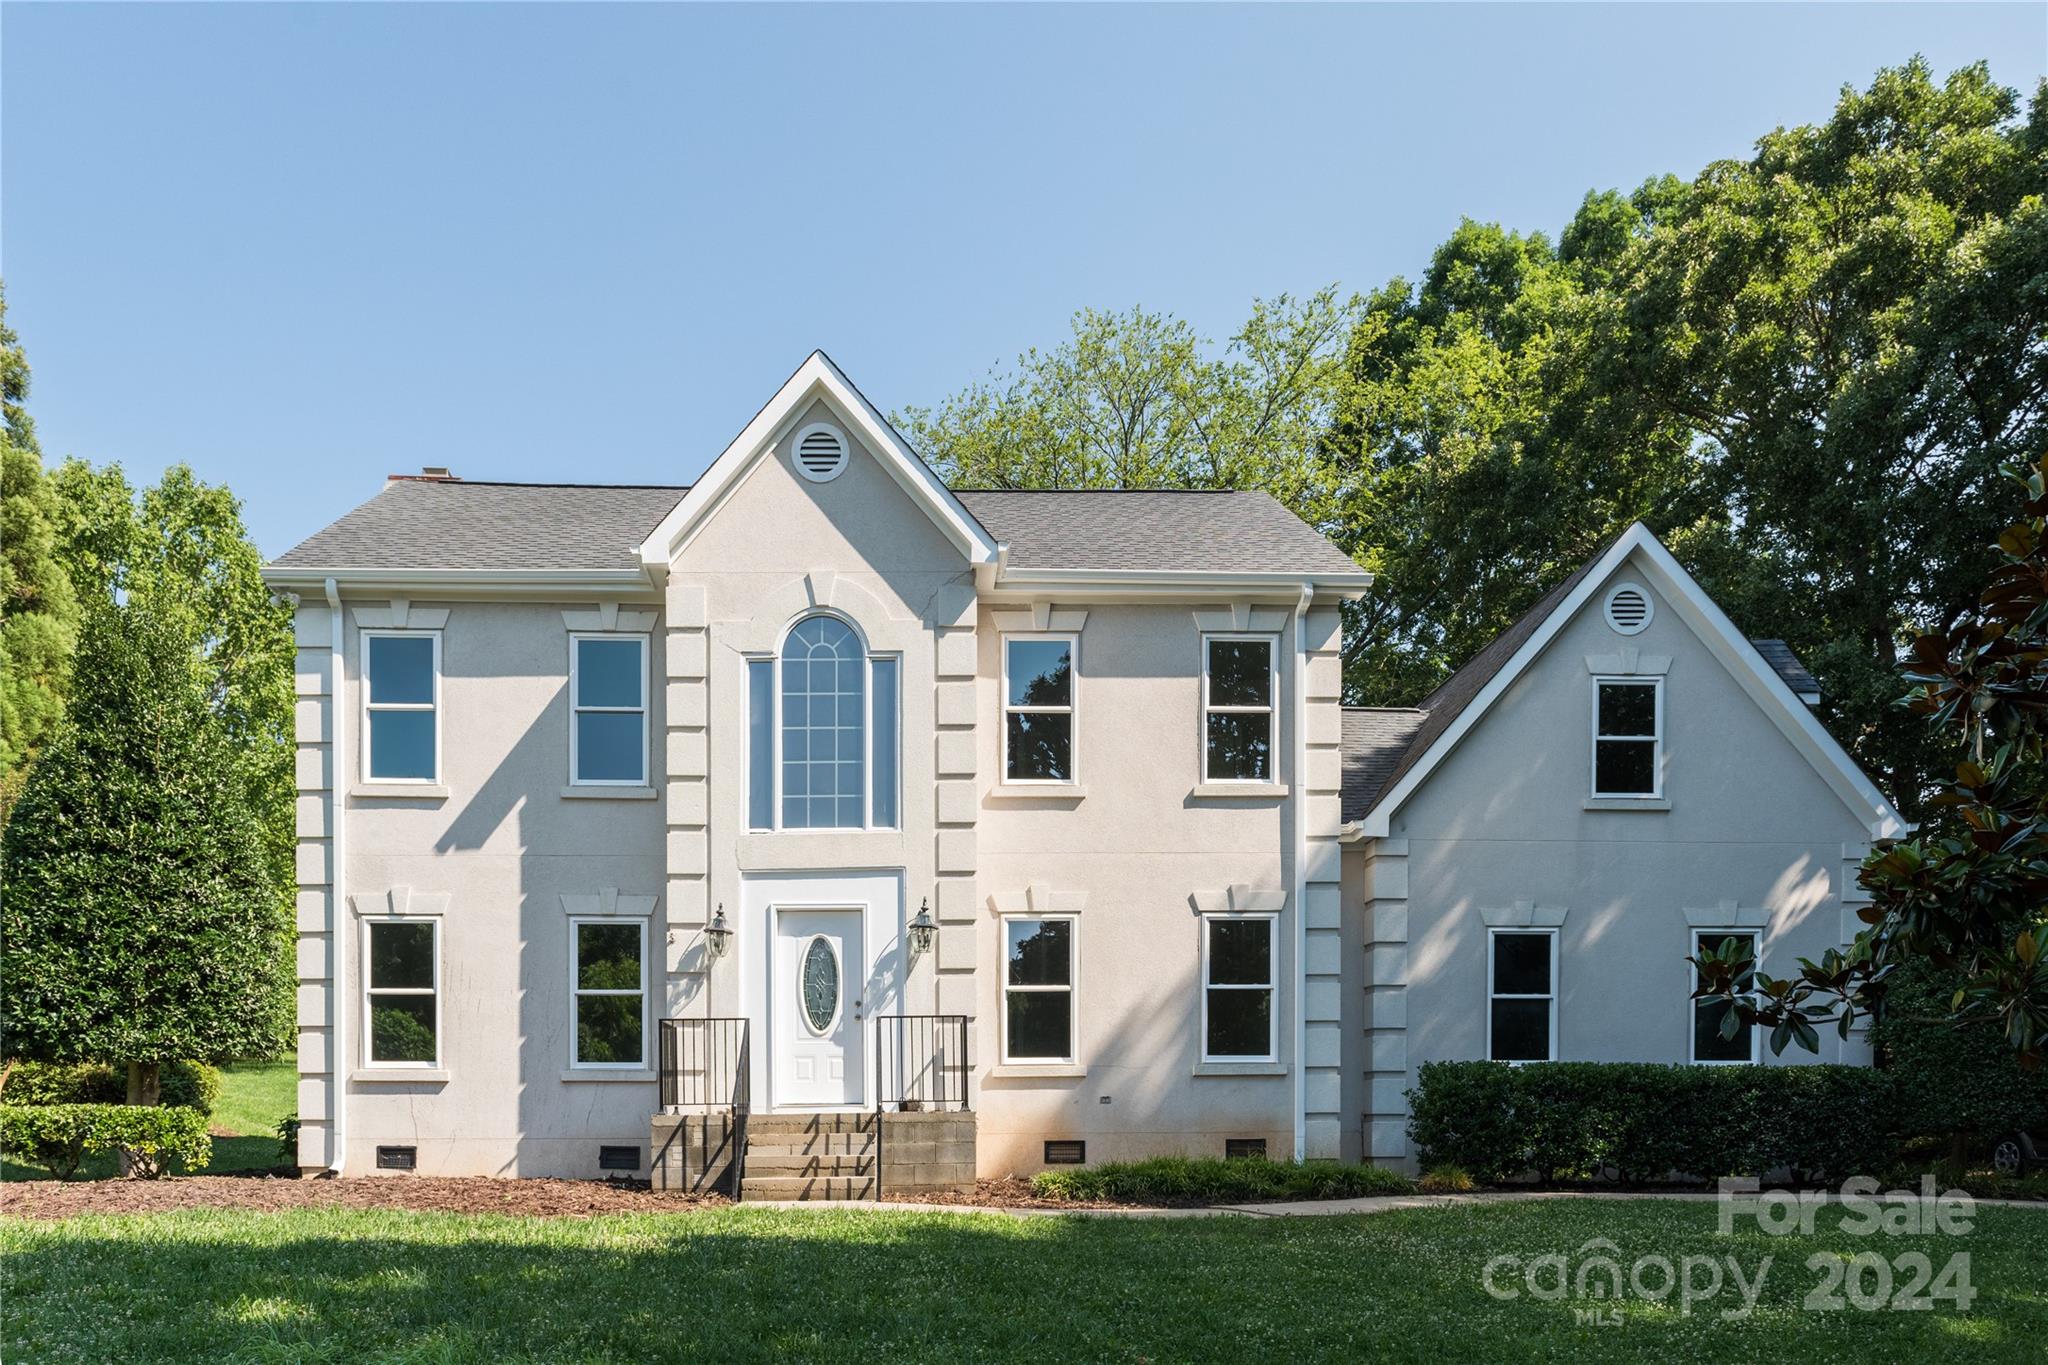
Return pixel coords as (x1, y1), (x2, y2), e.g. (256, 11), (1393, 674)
(774, 906), (865, 1108)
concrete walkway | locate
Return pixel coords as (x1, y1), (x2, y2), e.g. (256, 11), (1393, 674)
(745, 1189), (2048, 1219)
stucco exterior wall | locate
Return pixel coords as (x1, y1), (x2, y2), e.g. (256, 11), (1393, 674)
(1349, 559), (1876, 1167)
(324, 597), (669, 1177)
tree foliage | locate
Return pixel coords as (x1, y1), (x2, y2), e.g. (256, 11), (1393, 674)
(0, 576), (296, 1070)
(896, 287), (1360, 495)
(1695, 460), (2048, 1066)
(0, 287), (80, 809)
(907, 61), (2046, 821)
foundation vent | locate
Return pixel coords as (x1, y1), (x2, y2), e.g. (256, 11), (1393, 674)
(1043, 1140), (1086, 1166)
(375, 1145), (418, 1171)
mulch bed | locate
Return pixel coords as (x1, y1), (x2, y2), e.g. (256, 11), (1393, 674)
(0, 1174), (726, 1221)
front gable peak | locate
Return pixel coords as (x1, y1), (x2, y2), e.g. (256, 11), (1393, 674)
(637, 351), (999, 573)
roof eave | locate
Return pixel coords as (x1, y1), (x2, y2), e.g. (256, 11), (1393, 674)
(261, 565), (662, 599)
(988, 566), (1373, 600)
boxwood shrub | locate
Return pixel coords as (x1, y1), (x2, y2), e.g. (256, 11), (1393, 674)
(2, 1060), (222, 1115)
(1032, 1156), (1414, 1204)
(1408, 1060), (1900, 1185)
(0, 1103), (212, 1179)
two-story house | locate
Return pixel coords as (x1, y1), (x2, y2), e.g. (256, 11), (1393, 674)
(264, 353), (1906, 1195)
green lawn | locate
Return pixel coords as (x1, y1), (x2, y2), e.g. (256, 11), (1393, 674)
(201, 1060), (296, 1174)
(3, 1199), (2040, 1362)
(2, 1060), (294, 1181)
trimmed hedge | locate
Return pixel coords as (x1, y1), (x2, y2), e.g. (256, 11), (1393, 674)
(1869, 959), (2048, 1143)
(1408, 1061), (1900, 1185)
(1033, 1156), (1414, 1204)
(0, 1103), (212, 1179)
(2, 1060), (222, 1115)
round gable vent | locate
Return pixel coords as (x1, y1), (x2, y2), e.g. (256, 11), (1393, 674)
(1604, 584), (1653, 636)
(793, 424), (849, 482)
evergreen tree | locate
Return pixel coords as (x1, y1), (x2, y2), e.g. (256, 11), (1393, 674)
(0, 574), (296, 1097)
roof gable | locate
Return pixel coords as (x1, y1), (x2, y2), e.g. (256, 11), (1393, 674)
(1352, 523), (1907, 841)
(636, 351), (998, 572)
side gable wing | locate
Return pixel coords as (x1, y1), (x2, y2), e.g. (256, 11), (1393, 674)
(1355, 523), (1908, 841)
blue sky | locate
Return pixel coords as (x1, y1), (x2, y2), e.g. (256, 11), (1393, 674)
(5, 3), (2043, 558)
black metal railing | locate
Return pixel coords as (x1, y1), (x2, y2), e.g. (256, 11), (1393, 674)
(873, 1015), (970, 1113)
(873, 1014), (969, 1202)
(658, 1017), (750, 1198)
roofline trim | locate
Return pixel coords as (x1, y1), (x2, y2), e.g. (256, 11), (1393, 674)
(989, 566), (1374, 592)
(1354, 522), (1908, 842)
(262, 566), (660, 599)
(635, 351), (1000, 572)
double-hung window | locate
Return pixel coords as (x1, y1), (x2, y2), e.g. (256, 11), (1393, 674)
(1003, 635), (1075, 783)
(746, 614), (898, 830)
(1203, 636), (1276, 782)
(1202, 915), (1276, 1062)
(1592, 678), (1661, 798)
(1002, 916), (1075, 1063)
(1487, 929), (1557, 1062)
(364, 919), (439, 1067)
(570, 635), (648, 785)
(1691, 930), (1760, 1064)
(572, 920), (647, 1068)
(363, 632), (439, 782)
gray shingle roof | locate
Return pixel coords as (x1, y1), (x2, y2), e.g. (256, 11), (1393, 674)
(1341, 708), (1427, 822)
(271, 480), (691, 572)
(270, 480), (1367, 578)
(954, 490), (1362, 576)
(1751, 638), (1821, 702)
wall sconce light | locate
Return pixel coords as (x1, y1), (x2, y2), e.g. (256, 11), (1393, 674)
(705, 904), (733, 960)
(908, 897), (937, 963)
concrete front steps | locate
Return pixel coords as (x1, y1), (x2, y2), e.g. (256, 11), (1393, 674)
(741, 1112), (878, 1202)
(652, 1107), (975, 1199)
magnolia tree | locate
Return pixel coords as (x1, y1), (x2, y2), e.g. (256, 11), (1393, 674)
(1694, 460), (2048, 1066)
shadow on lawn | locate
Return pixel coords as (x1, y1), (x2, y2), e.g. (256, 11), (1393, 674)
(3, 1206), (2041, 1363)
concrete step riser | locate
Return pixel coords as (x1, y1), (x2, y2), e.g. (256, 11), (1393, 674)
(745, 1114), (878, 1136)
(741, 1177), (876, 1201)
(746, 1153), (876, 1175)
(744, 1134), (876, 1156)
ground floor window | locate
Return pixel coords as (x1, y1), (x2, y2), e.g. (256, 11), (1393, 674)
(1202, 914), (1276, 1061)
(1487, 929), (1556, 1062)
(364, 919), (439, 1067)
(1691, 930), (1760, 1063)
(572, 919), (647, 1068)
(1003, 916), (1074, 1063)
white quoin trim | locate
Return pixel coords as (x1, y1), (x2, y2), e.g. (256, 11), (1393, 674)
(1355, 523), (1908, 842)
(636, 351), (1000, 572)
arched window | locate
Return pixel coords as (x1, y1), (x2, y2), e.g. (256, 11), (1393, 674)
(747, 614), (899, 830)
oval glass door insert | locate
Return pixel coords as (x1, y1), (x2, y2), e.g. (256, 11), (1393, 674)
(800, 935), (840, 1034)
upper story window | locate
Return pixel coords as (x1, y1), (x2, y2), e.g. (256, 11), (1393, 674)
(1003, 635), (1075, 783)
(570, 635), (647, 786)
(1488, 928), (1557, 1062)
(363, 632), (440, 782)
(1691, 930), (1759, 1064)
(1592, 678), (1662, 798)
(1202, 636), (1275, 783)
(747, 614), (898, 830)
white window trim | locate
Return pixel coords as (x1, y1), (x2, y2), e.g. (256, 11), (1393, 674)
(999, 912), (1078, 1066)
(1201, 912), (1278, 1063)
(1690, 927), (1763, 1065)
(569, 916), (649, 1071)
(1590, 675), (1663, 800)
(361, 629), (442, 785)
(1001, 632), (1079, 786)
(1485, 927), (1559, 1064)
(1201, 633), (1279, 785)
(361, 916), (441, 1070)
(746, 613), (902, 833)
(568, 632), (649, 787)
